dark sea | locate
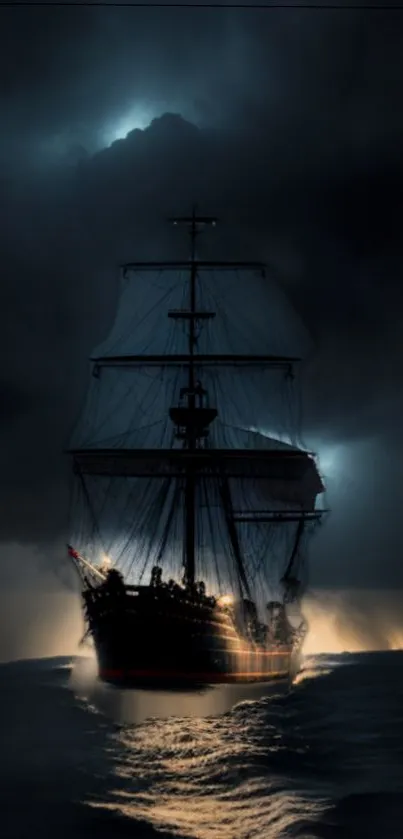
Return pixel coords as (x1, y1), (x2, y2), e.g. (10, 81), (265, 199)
(1, 651), (402, 839)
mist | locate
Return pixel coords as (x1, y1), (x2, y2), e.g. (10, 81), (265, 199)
(1, 543), (402, 663)
(0, 543), (82, 663)
(303, 590), (403, 655)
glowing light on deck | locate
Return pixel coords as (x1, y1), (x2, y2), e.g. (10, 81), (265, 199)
(99, 552), (112, 571)
(218, 594), (234, 608)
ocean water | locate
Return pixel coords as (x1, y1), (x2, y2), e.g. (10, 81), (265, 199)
(1, 651), (402, 839)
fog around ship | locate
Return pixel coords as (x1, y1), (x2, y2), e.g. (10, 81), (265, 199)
(1, 579), (402, 662)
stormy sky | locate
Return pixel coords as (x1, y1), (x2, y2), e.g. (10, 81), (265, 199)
(1, 1), (403, 601)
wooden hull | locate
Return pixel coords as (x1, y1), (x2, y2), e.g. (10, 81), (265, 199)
(83, 583), (295, 689)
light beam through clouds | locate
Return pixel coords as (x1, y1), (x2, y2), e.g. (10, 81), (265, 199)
(101, 103), (159, 146)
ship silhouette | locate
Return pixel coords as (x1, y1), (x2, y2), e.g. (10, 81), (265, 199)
(67, 210), (324, 688)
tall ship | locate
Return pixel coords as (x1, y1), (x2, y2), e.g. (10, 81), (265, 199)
(67, 210), (325, 688)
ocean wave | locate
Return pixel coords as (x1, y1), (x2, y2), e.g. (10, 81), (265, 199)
(1, 652), (402, 838)
(85, 651), (403, 838)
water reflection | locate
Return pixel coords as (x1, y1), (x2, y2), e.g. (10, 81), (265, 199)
(70, 655), (291, 723)
(70, 656), (330, 839)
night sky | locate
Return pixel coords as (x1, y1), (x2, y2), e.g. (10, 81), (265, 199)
(1, 2), (403, 607)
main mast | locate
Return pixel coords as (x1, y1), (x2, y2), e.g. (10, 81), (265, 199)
(170, 209), (217, 588)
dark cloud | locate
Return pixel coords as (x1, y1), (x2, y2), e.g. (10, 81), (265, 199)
(0, 6), (402, 589)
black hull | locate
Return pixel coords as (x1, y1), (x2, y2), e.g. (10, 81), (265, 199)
(83, 583), (295, 689)
(97, 665), (293, 691)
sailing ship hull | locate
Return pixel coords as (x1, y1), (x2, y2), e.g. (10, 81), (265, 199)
(83, 583), (294, 689)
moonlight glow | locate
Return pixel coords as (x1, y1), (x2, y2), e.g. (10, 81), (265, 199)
(102, 104), (157, 146)
(318, 444), (344, 480)
(257, 425), (341, 490)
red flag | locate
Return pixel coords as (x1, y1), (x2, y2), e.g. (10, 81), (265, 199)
(67, 544), (80, 560)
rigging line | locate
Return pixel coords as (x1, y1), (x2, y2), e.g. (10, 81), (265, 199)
(108, 479), (149, 561)
(135, 498), (170, 581)
(78, 487), (91, 550)
(224, 344), (288, 435)
(91, 419), (166, 448)
(94, 367), (157, 386)
(216, 373), (246, 431)
(135, 281), (183, 358)
(67, 467), (79, 537)
(214, 497), (235, 593)
(119, 480), (160, 576)
(88, 379), (141, 441)
(123, 389), (166, 443)
(165, 304), (181, 354)
(97, 265), (127, 357)
(95, 476), (115, 540)
(155, 481), (181, 565)
(196, 482), (204, 580)
(136, 487), (169, 574)
(94, 361), (164, 441)
(103, 275), (180, 356)
(241, 483), (288, 577)
(209, 271), (267, 357)
(283, 517), (305, 580)
(224, 517), (239, 594)
(219, 471), (251, 600)
(133, 478), (174, 581)
(143, 268), (170, 292)
(69, 358), (107, 449)
(204, 478), (223, 593)
(249, 521), (281, 584)
(294, 371), (308, 450)
(282, 378), (294, 442)
(211, 315), (274, 433)
(92, 375), (103, 444)
(225, 281), (267, 357)
(120, 480), (158, 577)
(77, 472), (107, 557)
(125, 364), (166, 417)
(137, 268), (167, 292)
(73, 376), (97, 449)
(207, 277), (251, 355)
(123, 474), (157, 530)
(171, 496), (181, 579)
(71, 476), (87, 546)
(83, 485), (99, 557)
(212, 366), (235, 422)
(236, 487), (260, 575)
(122, 367), (167, 382)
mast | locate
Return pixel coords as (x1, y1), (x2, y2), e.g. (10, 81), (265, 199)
(184, 210), (197, 588)
(170, 208), (217, 587)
